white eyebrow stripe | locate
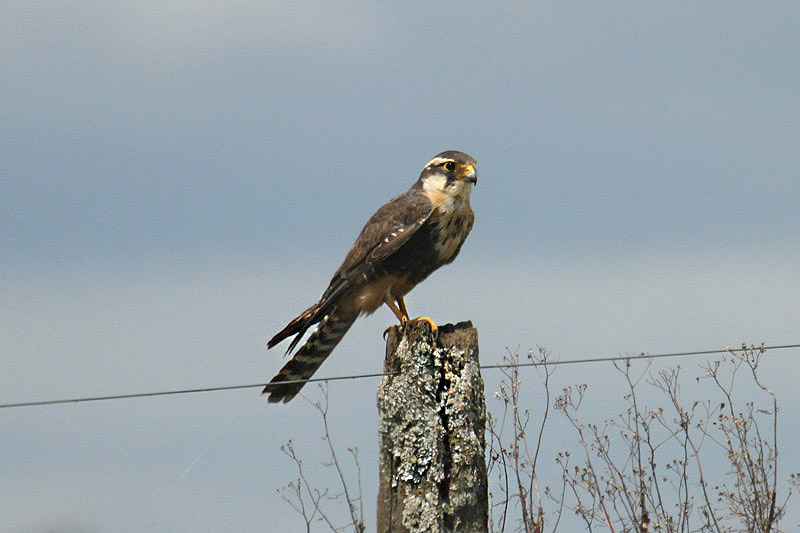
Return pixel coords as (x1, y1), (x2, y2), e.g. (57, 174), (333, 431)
(424, 157), (455, 168)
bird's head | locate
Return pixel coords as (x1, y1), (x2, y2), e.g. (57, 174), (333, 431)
(418, 151), (477, 201)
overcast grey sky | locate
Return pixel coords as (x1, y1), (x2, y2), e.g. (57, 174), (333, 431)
(2, 2), (799, 531)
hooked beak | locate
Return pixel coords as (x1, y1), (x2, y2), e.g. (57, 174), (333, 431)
(461, 164), (477, 185)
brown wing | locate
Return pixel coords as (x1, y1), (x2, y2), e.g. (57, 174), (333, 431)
(317, 189), (433, 309)
(267, 189), (432, 352)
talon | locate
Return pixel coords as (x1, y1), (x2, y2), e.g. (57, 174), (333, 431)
(414, 316), (438, 333)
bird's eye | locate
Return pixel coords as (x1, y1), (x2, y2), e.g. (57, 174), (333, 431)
(443, 161), (456, 172)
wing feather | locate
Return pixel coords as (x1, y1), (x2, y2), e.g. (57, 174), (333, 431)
(316, 190), (432, 308)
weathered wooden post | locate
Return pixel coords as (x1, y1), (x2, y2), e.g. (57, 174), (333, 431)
(377, 320), (488, 533)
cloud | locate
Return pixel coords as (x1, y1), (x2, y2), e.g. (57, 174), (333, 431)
(3, 247), (800, 530)
(46, 2), (393, 68)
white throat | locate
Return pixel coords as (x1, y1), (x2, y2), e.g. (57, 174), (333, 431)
(422, 174), (472, 208)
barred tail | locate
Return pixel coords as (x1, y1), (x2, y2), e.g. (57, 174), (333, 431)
(262, 311), (358, 403)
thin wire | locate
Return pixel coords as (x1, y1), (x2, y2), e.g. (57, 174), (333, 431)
(0, 371), (391, 409)
(1, 343), (798, 410)
(480, 343), (800, 370)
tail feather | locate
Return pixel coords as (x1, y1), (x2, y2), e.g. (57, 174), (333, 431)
(267, 304), (320, 353)
(263, 311), (357, 403)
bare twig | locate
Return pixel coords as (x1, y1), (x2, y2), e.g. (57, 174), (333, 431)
(487, 347), (552, 532)
(311, 385), (365, 533)
(278, 385), (364, 532)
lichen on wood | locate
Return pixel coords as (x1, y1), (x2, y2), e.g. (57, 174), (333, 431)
(377, 320), (487, 533)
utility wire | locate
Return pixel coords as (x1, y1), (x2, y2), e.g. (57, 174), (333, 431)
(1, 343), (798, 410)
(0, 371), (391, 409)
(480, 343), (800, 369)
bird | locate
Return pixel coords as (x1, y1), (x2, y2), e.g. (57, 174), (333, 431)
(263, 150), (477, 403)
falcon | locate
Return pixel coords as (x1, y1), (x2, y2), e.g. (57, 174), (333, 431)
(264, 150), (477, 403)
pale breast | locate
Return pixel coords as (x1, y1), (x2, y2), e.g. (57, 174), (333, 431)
(431, 201), (474, 264)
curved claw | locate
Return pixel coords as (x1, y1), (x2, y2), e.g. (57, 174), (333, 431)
(413, 316), (438, 334)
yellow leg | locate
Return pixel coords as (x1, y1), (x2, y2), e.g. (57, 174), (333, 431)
(384, 296), (409, 324)
(396, 296), (409, 320)
(387, 295), (437, 332)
